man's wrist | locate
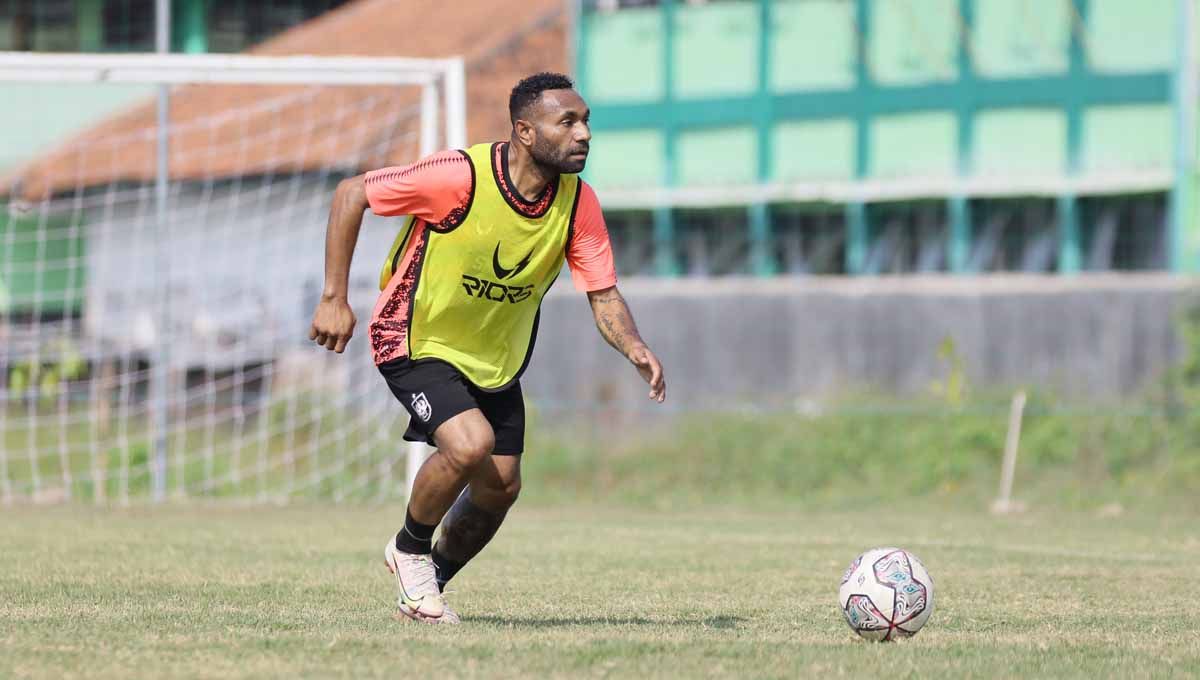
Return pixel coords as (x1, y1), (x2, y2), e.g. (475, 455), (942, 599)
(320, 290), (348, 302)
(624, 341), (648, 360)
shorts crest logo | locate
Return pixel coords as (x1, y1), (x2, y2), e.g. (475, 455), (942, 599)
(411, 392), (432, 422)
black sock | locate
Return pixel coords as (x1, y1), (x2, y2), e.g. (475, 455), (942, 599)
(431, 546), (465, 592)
(395, 507), (436, 555)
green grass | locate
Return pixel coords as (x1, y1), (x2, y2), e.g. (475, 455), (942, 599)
(1, 502), (1197, 679)
(1, 400), (396, 502)
(5, 383), (1200, 507)
(524, 402), (1200, 511)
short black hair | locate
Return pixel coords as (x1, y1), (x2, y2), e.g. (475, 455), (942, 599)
(509, 72), (575, 125)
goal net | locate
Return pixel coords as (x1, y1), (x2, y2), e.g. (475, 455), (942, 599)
(0, 52), (464, 504)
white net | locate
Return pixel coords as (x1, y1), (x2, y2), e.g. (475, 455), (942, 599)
(0, 56), (460, 504)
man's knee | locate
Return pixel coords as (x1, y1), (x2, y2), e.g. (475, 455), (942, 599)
(441, 434), (495, 472)
(434, 413), (496, 473)
(432, 408), (496, 471)
(496, 476), (521, 506)
(473, 473), (520, 510)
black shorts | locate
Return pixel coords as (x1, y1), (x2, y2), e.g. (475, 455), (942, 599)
(378, 357), (525, 455)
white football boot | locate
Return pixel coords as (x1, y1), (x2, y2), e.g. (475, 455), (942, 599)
(383, 540), (461, 624)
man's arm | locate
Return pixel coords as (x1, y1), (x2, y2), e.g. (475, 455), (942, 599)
(309, 175), (368, 354)
(587, 285), (666, 403)
(310, 151), (472, 354)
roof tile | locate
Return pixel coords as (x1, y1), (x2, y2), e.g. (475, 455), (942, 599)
(9, 0), (566, 199)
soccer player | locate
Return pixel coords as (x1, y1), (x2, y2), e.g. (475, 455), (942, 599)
(309, 72), (666, 624)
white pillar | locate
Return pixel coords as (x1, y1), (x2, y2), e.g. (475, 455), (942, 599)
(443, 58), (467, 149)
(405, 440), (429, 498)
(151, 0), (172, 503)
(420, 82), (440, 156)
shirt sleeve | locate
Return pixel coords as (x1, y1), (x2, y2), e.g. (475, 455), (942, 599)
(566, 181), (618, 292)
(363, 150), (472, 224)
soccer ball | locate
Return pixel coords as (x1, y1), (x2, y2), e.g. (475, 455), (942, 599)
(838, 547), (934, 641)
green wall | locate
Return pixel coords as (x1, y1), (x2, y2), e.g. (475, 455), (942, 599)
(578, 0), (1184, 275)
(0, 205), (85, 315)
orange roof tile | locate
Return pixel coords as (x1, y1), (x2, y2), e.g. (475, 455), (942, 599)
(9, 0), (567, 200)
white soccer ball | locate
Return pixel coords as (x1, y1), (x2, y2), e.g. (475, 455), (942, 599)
(838, 547), (934, 641)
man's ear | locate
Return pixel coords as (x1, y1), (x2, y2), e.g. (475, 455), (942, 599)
(513, 118), (536, 147)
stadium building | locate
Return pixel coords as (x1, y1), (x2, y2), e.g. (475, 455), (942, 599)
(0, 0), (1192, 398)
(576, 0), (1190, 277)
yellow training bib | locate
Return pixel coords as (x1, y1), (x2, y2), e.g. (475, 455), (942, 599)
(378, 142), (580, 390)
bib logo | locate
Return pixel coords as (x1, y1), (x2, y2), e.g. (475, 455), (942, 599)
(411, 392), (432, 422)
(461, 275), (534, 303)
(461, 241), (536, 304)
(492, 242), (533, 280)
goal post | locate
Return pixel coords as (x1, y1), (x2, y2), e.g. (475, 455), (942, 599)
(0, 51), (466, 150)
(0, 52), (462, 504)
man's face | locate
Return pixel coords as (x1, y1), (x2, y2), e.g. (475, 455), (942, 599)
(524, 89), (591, 174)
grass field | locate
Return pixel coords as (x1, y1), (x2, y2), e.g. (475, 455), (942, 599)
(1, 502), (1197, 679)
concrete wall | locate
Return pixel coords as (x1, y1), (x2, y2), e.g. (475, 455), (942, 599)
(521, 275), (1191, 412)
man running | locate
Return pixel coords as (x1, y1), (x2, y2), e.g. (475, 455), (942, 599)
(309, 72), (666, 624)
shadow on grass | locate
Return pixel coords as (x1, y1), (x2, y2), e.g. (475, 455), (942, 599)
(469, 614), (745, 629)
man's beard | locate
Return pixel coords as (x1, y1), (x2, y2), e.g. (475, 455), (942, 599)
(530, 136), (587, 174)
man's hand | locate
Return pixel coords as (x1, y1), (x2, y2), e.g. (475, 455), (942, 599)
(311, 175), (368, 354)
(587, 286), (666, 404)
(628, 343), (666, 403)
(309, 295), (356, 353)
